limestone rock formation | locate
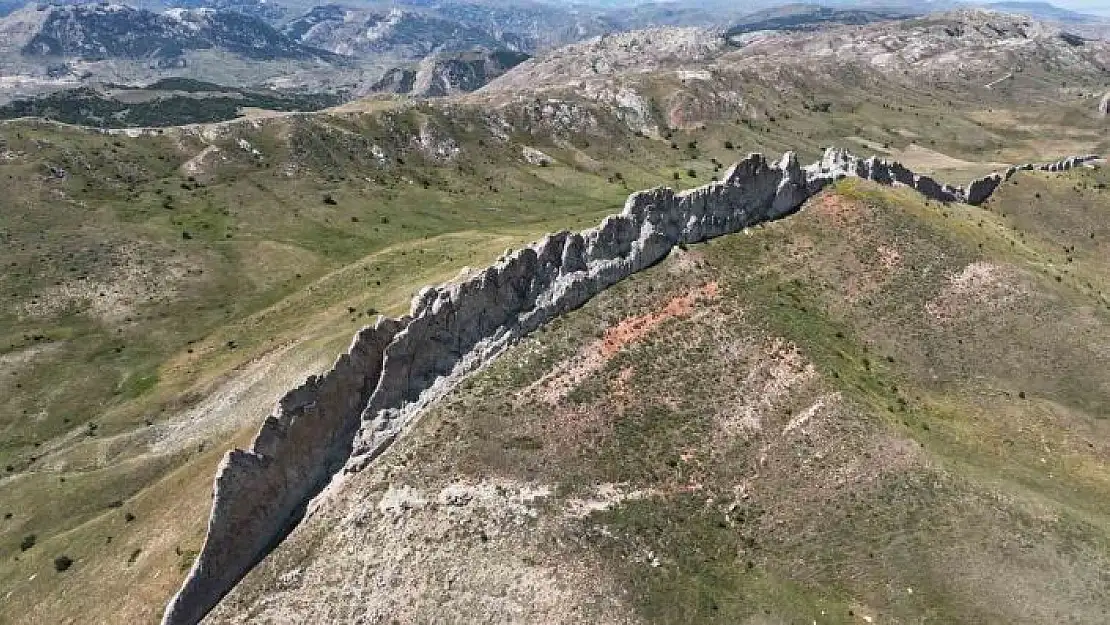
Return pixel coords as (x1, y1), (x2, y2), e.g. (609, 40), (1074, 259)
(965, 154), (1100, 204)
(161, 319), (404, 625)
(162, 148), (1101, 625)
(967, 173), (1004, 205)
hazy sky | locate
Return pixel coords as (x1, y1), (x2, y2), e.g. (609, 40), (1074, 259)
(1051, 1), (1110, 15)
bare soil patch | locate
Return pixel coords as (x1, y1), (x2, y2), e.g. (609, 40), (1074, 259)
(525, 281), (718, 405)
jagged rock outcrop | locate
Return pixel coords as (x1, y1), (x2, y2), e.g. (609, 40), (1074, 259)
(1100, 92), (1110, 116)
(966, 154), (1101, 204)
(162, 319), (404, 625)
(163, 148), (1101, 625)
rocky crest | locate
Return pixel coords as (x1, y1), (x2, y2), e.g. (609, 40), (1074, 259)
(965, 154), (1101, 204)
(161, 148), (1100, 625)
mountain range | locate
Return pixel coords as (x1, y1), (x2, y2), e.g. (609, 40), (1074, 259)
(0, 1), (1105, 109)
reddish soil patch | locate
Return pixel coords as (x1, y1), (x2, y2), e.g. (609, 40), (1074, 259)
(525, 282), (719, 405)
(811, 192), (869, 226)
(599, 282), (718, 357)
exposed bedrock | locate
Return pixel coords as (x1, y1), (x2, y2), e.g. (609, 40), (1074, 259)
(163, 148), (1101, 625)
(162, 319), (405, 625)
(1101, 92), (1110, 117)
(966, 154), (1101, 205)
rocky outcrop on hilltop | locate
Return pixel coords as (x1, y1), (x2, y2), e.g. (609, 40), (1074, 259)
(162, 319), (405, 625)
(162, 148), (1101, 625)
(966, 154), (1100, 204)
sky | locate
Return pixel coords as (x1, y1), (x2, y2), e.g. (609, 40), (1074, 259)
(1048, 1), (1110, 15)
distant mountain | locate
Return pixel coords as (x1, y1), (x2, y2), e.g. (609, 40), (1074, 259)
(282, 5), (515, 59)
(430, 1), (615, 51)
(983, 1), (1100, 23)
(18, 4), (329, 61)
(161, 0), (287, 23)
(725, 4), (919, 40)
(277, 3), (548, 98)
(365, 47), (529, 97)
(593, 0), (767, 30)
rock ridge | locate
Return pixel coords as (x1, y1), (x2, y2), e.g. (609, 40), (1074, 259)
(162, 148), (1100, 625)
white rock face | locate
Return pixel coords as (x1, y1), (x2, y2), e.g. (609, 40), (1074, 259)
(521, 146), (554, 166)
(161, 148), (1099, 625)
(1100, 92), (1110, 116)
(161, 319), (405, 625)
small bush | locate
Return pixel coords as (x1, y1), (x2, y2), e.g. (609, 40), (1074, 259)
(54, 555), (73, 572)
(322, 194), (337, 205)
(20, 534), (35, 551)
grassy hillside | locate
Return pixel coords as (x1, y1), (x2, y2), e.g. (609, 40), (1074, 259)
(214, 166), (1110, 624)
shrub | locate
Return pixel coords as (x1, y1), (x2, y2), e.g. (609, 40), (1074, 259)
(54, 555), (73, 572)
(20, 534), (35, 551)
